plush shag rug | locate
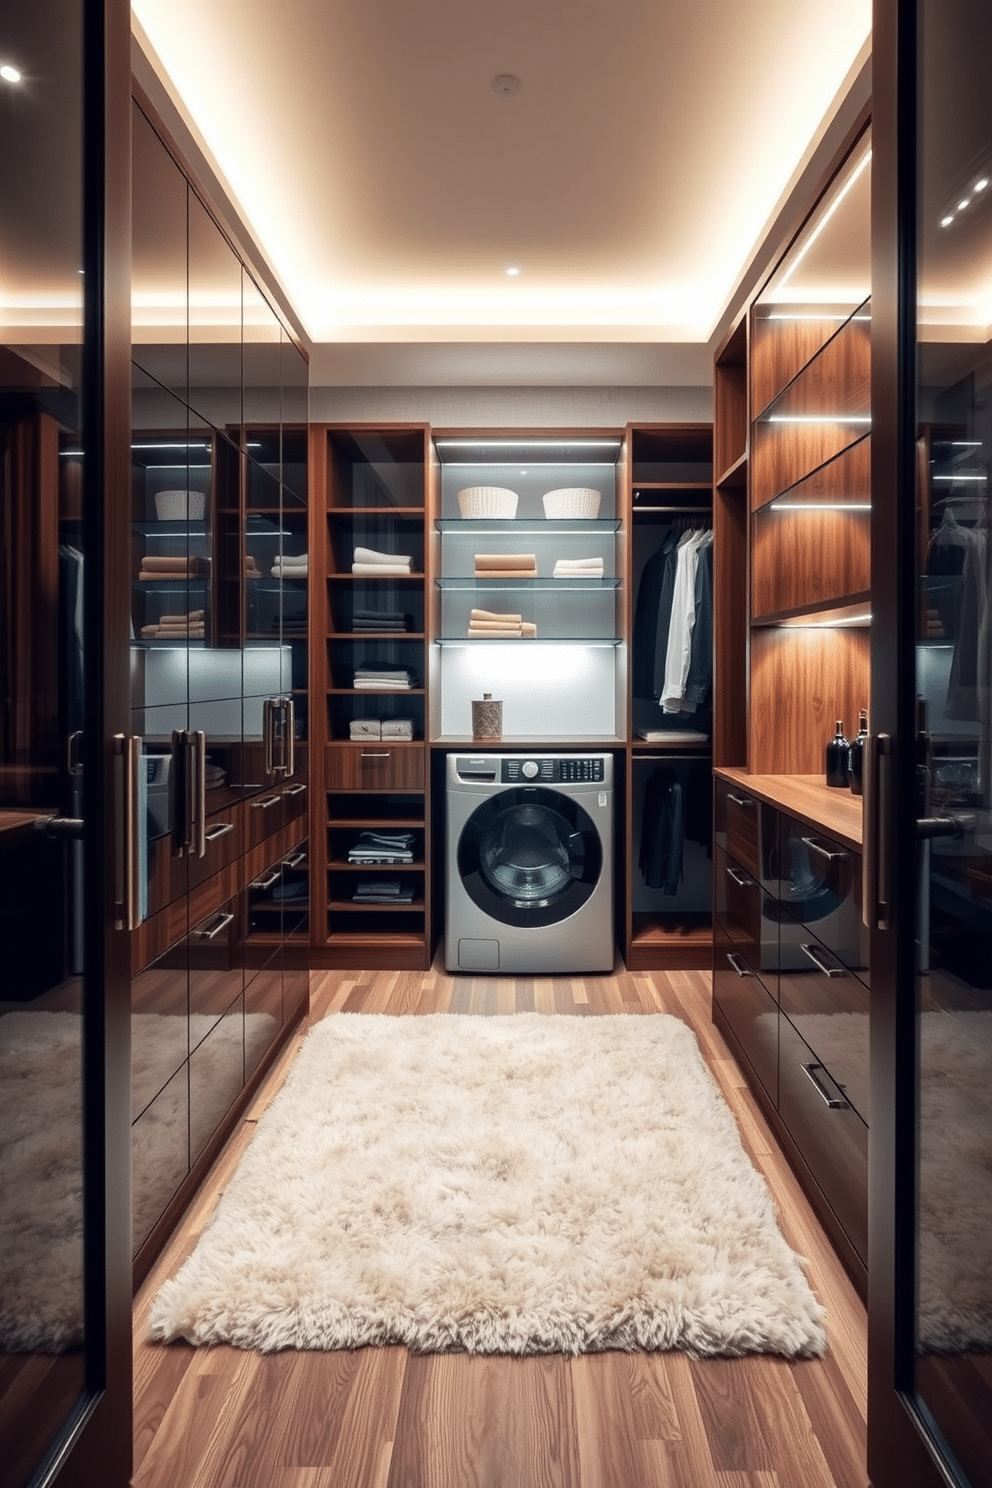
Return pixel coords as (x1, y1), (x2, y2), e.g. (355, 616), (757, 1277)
(0, 1009), (277, 1352)
(149, 1012), (827, 1358)
(788, 1009), (992, 1353)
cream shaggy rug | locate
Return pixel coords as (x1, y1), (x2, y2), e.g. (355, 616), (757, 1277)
(788, 1009), (992, 1354)
(0, 1009), (277, 1352)
(149, 1013), (827, 1358)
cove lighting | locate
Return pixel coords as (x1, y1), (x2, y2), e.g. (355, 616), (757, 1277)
(775, 148), (872, 293)
(932, 474), (987, 482)
(435, 439), (621, 451)
(767, 415), (871, 425)
(0, 63), (22, 83)
(505, 266), (520, 277)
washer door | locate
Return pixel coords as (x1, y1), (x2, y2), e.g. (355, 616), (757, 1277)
(456, 785), (603, 928)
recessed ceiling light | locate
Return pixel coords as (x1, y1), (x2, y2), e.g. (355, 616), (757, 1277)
(492, 74), (519, 98)
(975, 178), (989, 192)
(940, 214), (955, 227)
(958, 199), (971, 211)
(505, 266), (520, 276)
(0, 63), (22, 83)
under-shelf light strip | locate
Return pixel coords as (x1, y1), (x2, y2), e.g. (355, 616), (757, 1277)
(766, 415), (871, 425)
(771, 501), (871, 510)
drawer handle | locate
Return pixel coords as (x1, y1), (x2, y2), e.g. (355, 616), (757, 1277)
(799, 942), (846, 978)
(283, 851), (307, 869)
(361, 751), (390, 760)
(800, 835), (848, 863)
(193, 911), (234, 941)
(726, 866), (754, 888)
(726, 952), (753, 978)
(250, 869), (280, 891)
(285, 783), (308, 796)
(251, 795), (281, 810)
(802, 1061), (850, 1110)
(727, 792), (754, 807)
(204, 821), (234, 842)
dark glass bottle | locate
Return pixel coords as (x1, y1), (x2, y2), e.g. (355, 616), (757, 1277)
(848, 708), (869, 795)
(825, 719), (850, 788)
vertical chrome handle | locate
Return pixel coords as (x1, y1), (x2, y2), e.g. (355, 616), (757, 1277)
(170, 727), (189, 857)
(263, 697), (276, 777)
(862, 731), (893, 930)
(114, 733), (142, 931)
(194, 729), (206, 859)
(284, 695), (295, 778)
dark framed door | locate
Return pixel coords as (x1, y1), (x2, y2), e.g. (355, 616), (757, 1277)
(871, 3), (992, 1484)
(0, 3), (132, 1485)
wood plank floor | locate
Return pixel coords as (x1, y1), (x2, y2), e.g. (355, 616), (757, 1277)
(132, 964), (869, 1488)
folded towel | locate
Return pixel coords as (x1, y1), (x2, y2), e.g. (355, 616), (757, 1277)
(380, 719), (414, 739)
(471, 569), (538, 579)
(354, 545), (412, 566)
(352, 562), (416, 575)
(140, 555), (189, 572)
(474, 553), (537, 572)
(349, 719), (382, 739)
(470, 608), (522, 623)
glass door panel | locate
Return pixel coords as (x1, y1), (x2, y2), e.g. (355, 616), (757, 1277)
(913, 6), (992, 1481)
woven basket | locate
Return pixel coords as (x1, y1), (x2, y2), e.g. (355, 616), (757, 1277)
(542, 487), (601, 519)
(155, 489), (206, 521)
(456, 486), (518, 519)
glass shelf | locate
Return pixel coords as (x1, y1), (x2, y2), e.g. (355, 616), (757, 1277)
(436, 576), (620, 592)
(436, 636), (621, 647)
(132, 520), (208, 536)
(435, 518), (620, 535)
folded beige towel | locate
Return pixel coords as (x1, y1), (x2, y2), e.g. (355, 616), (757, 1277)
(474, 553), (537, 571)
(349, 719), (381, 739)
(381, 718), (414, 739)
(141, 555), (189, 572)
(470, 608), (522, 623)
(352, 562), (416, 575)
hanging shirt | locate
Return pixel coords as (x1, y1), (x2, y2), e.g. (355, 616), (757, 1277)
(661, 529), (711, 714)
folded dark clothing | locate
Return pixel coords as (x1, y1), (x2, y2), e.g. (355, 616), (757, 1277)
(271, 880), (309, 903)
(353, 608), (412, 623)
(353, 620), (409, 632)
(354, 880), (404, 896)
(354, 661), (414, 674)
(354, 831), (414, 847)
(353, 889), (415, 904)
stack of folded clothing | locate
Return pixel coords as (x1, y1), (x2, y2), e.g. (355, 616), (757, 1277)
(272, 551), (307, 580)
(204, 760), (226, 790)
(474, 552), (537, 579)
(139, 554), (208, 581)
(349, 718), (382, 740)
(352, 545), (414, 575)
(140, 608), (205, 639)
(466, 607), (537, 638)
(352, 879), (415, 905)
(347, 830), (415, 865)
(272, 878), (309, 904)
(381, 718), (414, 740)
(276, 605), (308, 635)
(351, 607), (414, 633)
(552, 556), (604, 578)
(353, 663), (417, 690)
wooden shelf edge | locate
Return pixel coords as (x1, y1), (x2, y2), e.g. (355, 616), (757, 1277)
(716, 450), (748, 488)
(751, 592), (872, 628)
(327, 899), (425, 913)
(714, 766), (863, 850)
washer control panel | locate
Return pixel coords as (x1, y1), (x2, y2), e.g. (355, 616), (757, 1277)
(500, 757), (605, 784)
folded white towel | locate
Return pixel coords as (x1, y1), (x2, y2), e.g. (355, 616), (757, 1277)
(354, 546), (412, 566)
(352, 562), (415, 575)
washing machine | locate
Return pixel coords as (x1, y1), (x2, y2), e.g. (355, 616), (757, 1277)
(445, 752), (614, 974)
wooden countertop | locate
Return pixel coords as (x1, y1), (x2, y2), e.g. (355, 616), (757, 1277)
(714, 768), (863, 851)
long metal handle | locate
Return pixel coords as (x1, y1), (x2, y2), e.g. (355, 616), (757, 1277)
(204, 821), (234, 842)
(114, 733), (142, 932)
(250, 869), (280, 891)
(251, 794), (280, 811)
(726, 866), (754, 888)
(194, 730), (206, 859)
(801, 835), (848, 863)
(170, 727), (189, 857)
(800, 942), (846, 978)
(727, 792), (754, 807)
(284, 696), (295, 778)
(863, 732), (893, 930)
(263, 697), (276, 777)
(283, 850), (307, 869)
(361, 751), (390, 760)
(285, 783), (307, 797)
(802, 1061), (850, 1110)
(193, 910), (234, 941)
(726, 952), (753, 978)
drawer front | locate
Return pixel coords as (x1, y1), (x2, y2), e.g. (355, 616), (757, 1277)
(714, 778), (779, 891)
(778, 911), (870, 1122)
(778, 1013), (868, 1264)
(188, 893), (243, 1027)
(714, 843), (779, 987)
(188, 802), (243, 891)
(325, 742), (425, 791)
(245, 785), (290, 848)
(779, 816), (869, 985)
(713, 923), (779, 1106)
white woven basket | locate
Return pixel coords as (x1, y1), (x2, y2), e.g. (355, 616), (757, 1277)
(542, 487), (602, 519)
(155, 489), (206, 521)
(456, 486), (518, 519)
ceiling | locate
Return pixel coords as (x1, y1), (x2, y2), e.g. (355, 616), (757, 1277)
(130, 0), (872, 384)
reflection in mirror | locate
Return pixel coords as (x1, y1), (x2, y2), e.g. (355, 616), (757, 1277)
(0, 6), (88, 1483)
(188, 189), (242, 432)
(132, 101), (188, 404)
(914, 8), (992, 1486)
(243, 271), (282, 435)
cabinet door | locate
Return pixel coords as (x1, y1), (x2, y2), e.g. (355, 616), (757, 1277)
(713, 925), (779, 1106)
(779, 816), (869, 985)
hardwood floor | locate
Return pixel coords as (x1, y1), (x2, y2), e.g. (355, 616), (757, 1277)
(132, 964), (869, 1488)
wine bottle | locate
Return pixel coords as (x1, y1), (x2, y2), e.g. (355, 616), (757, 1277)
(825, 719), (850, 788)
(848, 708), (869, 795)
